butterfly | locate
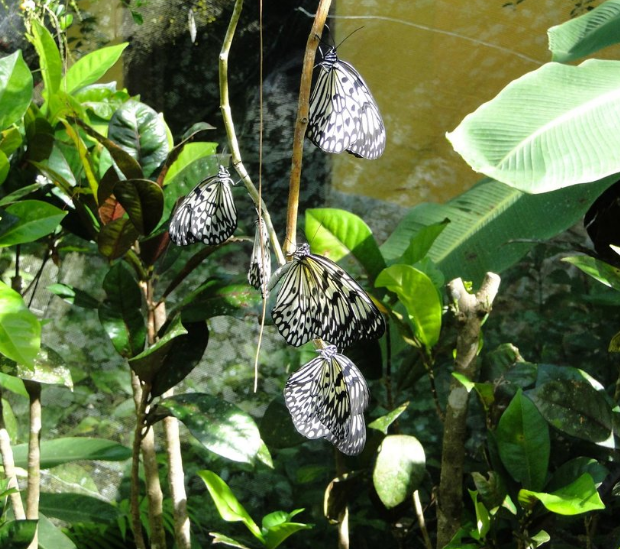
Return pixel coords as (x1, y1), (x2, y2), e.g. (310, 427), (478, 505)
(169, 165), (237, 246)
(307, 46), (386, 160)
(284, 345), (369, 455)
(248, 215), (271, 297)
(270, 243), (385, 348)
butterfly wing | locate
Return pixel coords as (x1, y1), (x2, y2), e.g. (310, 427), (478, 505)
(248, 217), (271, 296)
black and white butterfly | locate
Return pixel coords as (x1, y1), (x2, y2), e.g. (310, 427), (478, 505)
(270, 243), (385, 348)
(284, 344), (369, 455)
(307, 46), (386, 160)
(169, 165), (237, 246)
(248, 215), (271, 297)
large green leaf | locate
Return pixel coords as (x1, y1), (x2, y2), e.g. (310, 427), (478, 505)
(37, 513), (76, 549)
(375, 265), (442, 349)
(519, 474), (605, 515)
(496, 389), (549, 491)
(73, 83), (130, 120)
(113, 178), (164, 235)
(108, 100), (169, 178)
(98, 262), (146, 357)
(0, 520), (37, 548)
(0, 51), (33, 131)
(31, 20), (62, 100)
(262, 510), (312, 549)
(39, 493), (120, 524)
(0, 200), (66, 247)
(447, 60), (620, 192)
(47, 283), (100, 309)
(372, 435), (426, 509)
(62, 43), (129, 94)
(0, 281), (40, 367)
(528, 364), (613, 443)
(548, 0), (620, 62)
(12, 437), (131, 469)
(162, 141), (218, 185)
(381, 176), (615, 285)
(97, 217), (140, 260)
(158, 393), (271, 467)
(0, 345), (72, 388)
(305, 208), (386, 282)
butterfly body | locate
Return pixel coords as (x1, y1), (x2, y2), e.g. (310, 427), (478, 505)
(169, 165), (237, 246)
(307, 47), (386, 160)
(284, 345), (369, 455)
(271, 244), (385, 348)
(248, 216), (271, 297)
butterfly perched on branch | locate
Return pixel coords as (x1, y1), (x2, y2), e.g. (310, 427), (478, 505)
(284, 345), (369, 455)
(307, 45), (386, 160)
(248, 215), (271, 297)
(169, 165), (237, 246)
(270, 243), (385, 348)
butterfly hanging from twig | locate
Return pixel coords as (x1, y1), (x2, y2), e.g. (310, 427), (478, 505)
(307, 45), (386, 160)
(169, 165), (237, 246)
(248, 215), (271, 297)
(269, 243), (385, 348)
(284, 344), (369, 455)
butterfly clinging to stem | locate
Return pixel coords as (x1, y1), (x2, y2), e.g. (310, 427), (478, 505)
(169, 165), (237, 246)
(307, 41), (386, 160)
(270, 244), (385, 349)
(248, 215), (271, 297)
(284, 344), (369, 455)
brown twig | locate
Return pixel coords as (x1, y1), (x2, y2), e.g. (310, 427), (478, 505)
(24, 380), (42, 549)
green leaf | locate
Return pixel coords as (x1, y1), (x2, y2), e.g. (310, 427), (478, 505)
(496, 389), (549, 491)
(0, 126), (24, 157)
(305, 208), (387, 282)
(163, 141), (218, 185)
(398, 218), (450, 265)
(468, 490), (490, 540)
(563, 254), (620, 292)
(368, 401), (409, 434)
(113, 179), (164, 235)
(198, 470), (263, 541)
(98, 262), (146, 357)
(381, 176), (615, 286)
(375, 264), (442, 349)
(97, 217), (140, 260)
(0, 344), (72, 388)
(0, 200), (66, 247)
(31, 20), (62, 99)
(0, 372), (27, 397)
(372, 435), (426, 509)
(37, 513), (76, 549)
(259, 396), (306, 449)
(39, 493), (120, 523)
(263, 519), (312, 549)
(548, 0), (620, 62)
(47, 283), (100, 309)
(546, 457), (608, 493)
(12, 437), (131, 469)
(209, 532), (251, 549)
(73, 83), (130, 120)
(0, 520), (37, 548)
(158, 394), (271, 466)
(0, 280), (40, 367)
(519, 474), (605, 515)
(0, 150), (8, 185)
(528, 364), (613, 443)
(108, 100), (169, 178)
(62, 43), (129, 94)
(0, 51), (33, 131)
(447, 60), (620, 192)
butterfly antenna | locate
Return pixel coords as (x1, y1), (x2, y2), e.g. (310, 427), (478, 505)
(335, 26), (364, 50)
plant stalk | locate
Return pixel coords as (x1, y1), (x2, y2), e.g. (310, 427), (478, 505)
(0, 396), (25, 520)
(130, 372), (147, 549)
(24, 380), (41, 549)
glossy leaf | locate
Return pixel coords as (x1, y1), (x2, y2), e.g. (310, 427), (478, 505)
(98, 262), (146, 357)
(198, 470), (263, 541)
(97, 217), (140, 260)
(162, 141), (218, 185)
(496, 390), (549, 491)
(0, 345), (72, 388)
(108, 100), (169, 178)
(305, 208), (386, 282)
(31, 20), (62, 99)
(368, 401), (409, 434)
(62, 43), (128, 94)
(0, 126), (24, 156)
(113, 178), (164, 235)
(399, 218), (450, 265)
(0, 281), (40, 368)
(47, 283), (100, 309)
(0, 51), (33, 131)
(375, 264), (442, 349)
(73, 83), (131, 120)
(260, 396), (306, 449)
(262, 511), (312, 549)
(447, 60), (620, 192)
(519, 474), (605, 515)
(0, 150), (8, 185)
(39, 493), (120, 523)
(159, 393), (271, 466)
(12, 437), (131, 469)
(563, 254), (620, 292)
(528, 364), (613, 443)
(0, 520), (37, 548)
(0, 200), (66, 247)
(381, 176), (615, 285)
(546, 457), (608, 493)
(209, 533), (250, 549)
(37, 513), (77, 549)
(548, 0), (620, 62)
(373, 435), (426, 509)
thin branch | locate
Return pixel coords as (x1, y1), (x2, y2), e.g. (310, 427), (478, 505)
(413, 490), (432, 549)
(130, 372), (147, 549)
(0, 396), (25, 520)
(25, 381), (42, 549)
(219, 0), (284, 266)
(284, 0), (332, 256)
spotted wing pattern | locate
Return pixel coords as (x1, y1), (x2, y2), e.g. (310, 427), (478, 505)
(271, 244), (385, 348)
(284, 345), (369, 455)
(248, 216), (271, 297)
(307, 47), (386, 160)
(169, 165), (237, 246)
